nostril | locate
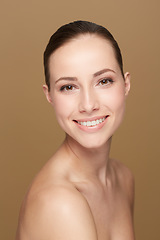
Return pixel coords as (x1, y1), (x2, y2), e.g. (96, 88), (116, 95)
(79, 98), (99, 113)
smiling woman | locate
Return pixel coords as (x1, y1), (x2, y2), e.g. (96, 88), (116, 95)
(16, 21), (134, 240)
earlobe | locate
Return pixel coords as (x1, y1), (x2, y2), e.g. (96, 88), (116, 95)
(124, 72), (131, 96)
(42, 85), (52, 103)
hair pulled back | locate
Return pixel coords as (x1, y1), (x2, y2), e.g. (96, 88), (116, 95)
(44, 20), (124, 91)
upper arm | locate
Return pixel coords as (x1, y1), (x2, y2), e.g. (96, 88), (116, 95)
(16, 187), (98, 240)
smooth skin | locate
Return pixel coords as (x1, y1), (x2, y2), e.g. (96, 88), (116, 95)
(16, 35), (135, 240)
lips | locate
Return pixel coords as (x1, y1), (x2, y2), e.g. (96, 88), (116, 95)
(73, 115), (109, 128)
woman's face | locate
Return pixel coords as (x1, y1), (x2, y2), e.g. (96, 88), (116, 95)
(43, 35), (130, 149)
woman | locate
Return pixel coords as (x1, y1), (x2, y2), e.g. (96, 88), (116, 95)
(16, 20), (135, 240)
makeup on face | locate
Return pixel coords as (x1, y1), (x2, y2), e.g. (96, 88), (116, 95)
(45, 35), (128, 148)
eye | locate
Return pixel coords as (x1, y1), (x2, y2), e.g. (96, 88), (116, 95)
(60, 85), (75, 91)
(98, 78), (114, 86)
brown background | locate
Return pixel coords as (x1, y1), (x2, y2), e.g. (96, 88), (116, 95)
(1, 0), (159, 239)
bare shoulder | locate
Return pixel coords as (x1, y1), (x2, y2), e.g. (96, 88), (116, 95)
(16, 183), (98, 240)
(111, 158), (135, 211)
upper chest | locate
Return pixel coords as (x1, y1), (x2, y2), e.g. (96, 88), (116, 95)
(75, 181), (134, 240)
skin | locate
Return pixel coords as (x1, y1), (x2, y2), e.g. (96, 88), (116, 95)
(16, 35), (135, 240)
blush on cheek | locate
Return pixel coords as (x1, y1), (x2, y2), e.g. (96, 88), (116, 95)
(113, 93), (125, 110)
(113, 93), (126, 121)
(53, 96), (74, 124)
(101, 86), (125, 111)
(53, 96), (69, 112)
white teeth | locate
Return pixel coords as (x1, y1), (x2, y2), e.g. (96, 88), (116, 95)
(92, 121), (96, 126)
(77, 117), (106, 127)
(87, 121), (91, 126)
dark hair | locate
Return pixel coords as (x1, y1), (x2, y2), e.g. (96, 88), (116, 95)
(44, 20), (124, 91)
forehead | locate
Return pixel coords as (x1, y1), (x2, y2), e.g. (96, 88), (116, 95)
(49, 35), (120, 79)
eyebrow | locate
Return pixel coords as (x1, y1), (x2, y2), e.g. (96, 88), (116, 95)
(55, 76), (77, 84)
(55, 68), (115, 84)
(93, 68), (116, 77)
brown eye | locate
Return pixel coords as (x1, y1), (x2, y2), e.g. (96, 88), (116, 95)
(65, 85), (73, 90)
(99, 78), (114, 86)
(60, 85), (75, 91)
(101, 79), (108, 85)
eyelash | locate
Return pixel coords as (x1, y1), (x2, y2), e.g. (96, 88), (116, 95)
(60, 85), (76, 91)
(98, 78), (114, 86)
(59, 78), (114, 92)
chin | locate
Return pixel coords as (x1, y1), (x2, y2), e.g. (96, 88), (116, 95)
(66, 133), (112, 150)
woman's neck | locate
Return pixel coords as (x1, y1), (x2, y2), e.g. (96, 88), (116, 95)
(63, 135), (112, 185)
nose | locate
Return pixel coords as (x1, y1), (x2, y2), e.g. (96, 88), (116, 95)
(79, 88), (99, 114)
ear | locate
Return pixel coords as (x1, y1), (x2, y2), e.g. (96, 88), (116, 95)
(124, 72), (131, 97)
(42, 85), (53, 103)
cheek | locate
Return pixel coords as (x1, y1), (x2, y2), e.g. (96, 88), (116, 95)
(112, 90), (125, 111)
(101, 86), (126, 112)
(52, 95), (75, 122)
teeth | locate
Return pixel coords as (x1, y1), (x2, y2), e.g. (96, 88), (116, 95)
(78, 117), (106, 127)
